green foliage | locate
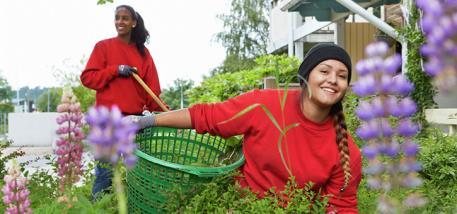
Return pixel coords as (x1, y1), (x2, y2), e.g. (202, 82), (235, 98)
(167, 173), (328, 213)
(418, 128), (457, 187)
(212, 0), (270, 75)
(342, 91), (363, 147)
(215, 0), (270, 60)
(96, 0), (113, 5)
(53, 58), (95, 112)
(400, 4), (437, 131)
(0, 72), (14, 112)
(0, 140), (25, 179)
(160, 79), (194, 110)
(189, 55), (300, 104)
(72, 86), (96, 112)
(35, 88), (62, 112)
(210, 54), (257, 75)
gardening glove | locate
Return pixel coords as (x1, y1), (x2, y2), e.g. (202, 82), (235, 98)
(117, 65), (136, 78)
(123, 114), (156, 130)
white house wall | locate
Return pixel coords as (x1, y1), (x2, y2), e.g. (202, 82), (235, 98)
(8, 113), (60, 147)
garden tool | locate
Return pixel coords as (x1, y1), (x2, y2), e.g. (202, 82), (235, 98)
(131, 72), (169, 112)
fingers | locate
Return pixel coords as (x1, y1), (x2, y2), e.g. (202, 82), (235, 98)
(131, 67), (138, 74)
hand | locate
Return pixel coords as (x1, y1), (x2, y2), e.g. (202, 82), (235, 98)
(117, 65), (136, 78)
(123, 114), (156, 130)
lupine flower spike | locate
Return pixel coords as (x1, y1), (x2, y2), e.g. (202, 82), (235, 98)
(354, 42), (426, 212)
(55, 86), (85, 194)
(2, 160), (32, 214)
(85, 106), (138, 168)
(86, 106), (139, 214)
(417, 0), (457, 91)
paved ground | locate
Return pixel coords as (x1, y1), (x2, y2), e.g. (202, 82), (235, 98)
(2, 146), (93, 176)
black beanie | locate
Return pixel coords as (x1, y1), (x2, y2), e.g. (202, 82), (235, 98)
(298, 43), (352, 85)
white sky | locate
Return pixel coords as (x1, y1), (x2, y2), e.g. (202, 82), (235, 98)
(0, 0), (231, 90)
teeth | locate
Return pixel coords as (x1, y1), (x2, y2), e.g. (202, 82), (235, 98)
(322, 88), (335, 93)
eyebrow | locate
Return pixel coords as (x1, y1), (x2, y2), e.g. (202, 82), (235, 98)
(320, 63), (348, 73)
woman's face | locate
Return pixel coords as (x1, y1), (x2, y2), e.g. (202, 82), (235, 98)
(305, 59), (349, 108)
(114, 7), (136, 37)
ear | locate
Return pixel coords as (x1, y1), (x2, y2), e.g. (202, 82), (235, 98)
(132, 20), (137, 28)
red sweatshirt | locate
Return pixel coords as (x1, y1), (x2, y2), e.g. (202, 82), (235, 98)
(189, 89), (362, 213)
(81, 37), (164, 114)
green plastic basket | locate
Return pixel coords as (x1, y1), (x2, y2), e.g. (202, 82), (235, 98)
(126, 126), (245, 213)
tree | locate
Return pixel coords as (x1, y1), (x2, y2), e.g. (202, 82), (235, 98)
(35, 88), (62, 112)
(0, 72), (14, 112)
(53, 58), (95, 112)
(96, 0), (113, 5)
(213, 0), (270, 74)
(160, 79), (194, 110)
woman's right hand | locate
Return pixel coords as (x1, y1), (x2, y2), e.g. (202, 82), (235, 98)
(123, 114), (156, 130)
(117, 65), (137, 77)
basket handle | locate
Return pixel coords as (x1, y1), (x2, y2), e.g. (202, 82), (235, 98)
(131, 72), (169, 112)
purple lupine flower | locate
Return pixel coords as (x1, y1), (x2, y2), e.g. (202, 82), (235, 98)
(397, 119), (420, 137)
(383, 54), (402, 75)
(354, 41), (425, 208)
(397, 97), (417, 117)
(356, 120), (380, 140)
(355, 100), (375, 121)
(378, 141), (400, 158)
(401, 141), (420, 156)
(365, 41), (389, 58)
(2, 161), (32, 214)
(86, 106), (139, 168)
(361, 144), (379, 160)
(403, 193), (428, 208)
(417, 0), (457, 90)
(55, 87), (84, 193)
(390, 75), (414, 96)
(352, 75), (377, 97)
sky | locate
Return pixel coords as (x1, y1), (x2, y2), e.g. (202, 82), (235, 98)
(0, 0), (231, 90)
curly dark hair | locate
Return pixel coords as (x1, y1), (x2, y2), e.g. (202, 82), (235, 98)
(116, 5), (149, 57)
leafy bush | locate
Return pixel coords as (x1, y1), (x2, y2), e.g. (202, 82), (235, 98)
(0, 140), (24, 178)
(418, 129), (457, 187)
(166, 173), (328, 213)
(189, 54), (300, 104)
(342, 91), (363, 147)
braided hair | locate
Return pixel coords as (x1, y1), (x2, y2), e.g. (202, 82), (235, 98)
(297, 43), (353, 192)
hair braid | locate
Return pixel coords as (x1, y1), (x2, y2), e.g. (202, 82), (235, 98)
(333, 110), (351, 192)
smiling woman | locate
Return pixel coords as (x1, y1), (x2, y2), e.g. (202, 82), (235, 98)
(79, 4), (168, 200)
(125, 43), (363, 213)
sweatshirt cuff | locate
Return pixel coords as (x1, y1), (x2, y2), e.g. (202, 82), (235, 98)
(107, 65), (119, 78)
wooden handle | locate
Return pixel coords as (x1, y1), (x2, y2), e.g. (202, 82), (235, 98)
(131, 72), (169, 112)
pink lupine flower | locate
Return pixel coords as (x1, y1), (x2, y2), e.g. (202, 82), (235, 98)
(2, 160), (32, 214)
(55, 86), (84, 193)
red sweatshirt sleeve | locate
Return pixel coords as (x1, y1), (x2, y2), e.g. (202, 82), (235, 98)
(324, 136), (362, 214)
(188, 90), (261, 138)
(80, 41), (118, 90)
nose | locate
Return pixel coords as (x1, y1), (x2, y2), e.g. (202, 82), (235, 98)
(327, 72), (337, 84)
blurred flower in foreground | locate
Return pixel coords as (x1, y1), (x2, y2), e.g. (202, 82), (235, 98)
(86, 106), (138, 214)
(354, 41), (426, 212)
(55, 86), (85, 193)
(85, 105), (139, 168)
(417, 0), (457, 91)
(2, 160), (32, 214)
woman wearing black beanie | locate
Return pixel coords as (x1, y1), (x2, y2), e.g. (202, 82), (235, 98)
(127, 43), (362, 213)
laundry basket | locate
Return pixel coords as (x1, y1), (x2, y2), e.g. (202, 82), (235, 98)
(126, 126), (245, 213)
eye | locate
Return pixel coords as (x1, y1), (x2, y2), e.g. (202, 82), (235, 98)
(320, 70), (328, 74)
(339, 74), (348, 79)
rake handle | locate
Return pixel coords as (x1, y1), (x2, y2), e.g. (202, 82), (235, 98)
(131, 72), (169, 112)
